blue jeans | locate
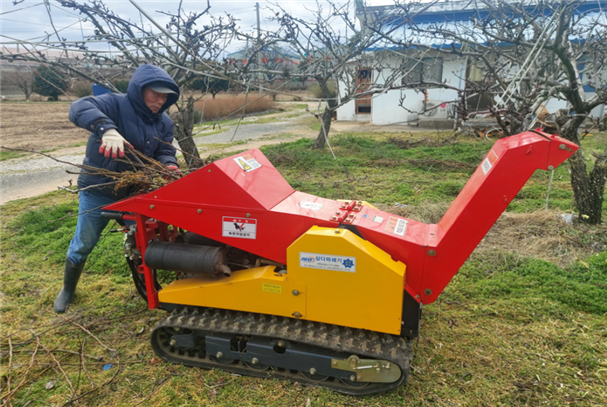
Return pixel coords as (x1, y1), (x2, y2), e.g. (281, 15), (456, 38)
(66, 190), (119, 265)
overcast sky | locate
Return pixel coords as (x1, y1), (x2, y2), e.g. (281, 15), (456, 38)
(0, 0), (399, 56)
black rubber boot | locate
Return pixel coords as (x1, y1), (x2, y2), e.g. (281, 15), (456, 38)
(54, 260), (85, 313)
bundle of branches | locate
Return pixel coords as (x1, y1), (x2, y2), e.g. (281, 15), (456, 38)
(81, 148), (185, 196)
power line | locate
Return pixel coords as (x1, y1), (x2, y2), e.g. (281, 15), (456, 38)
(0, 2), (44, 16)
(1, 17), (60, 26)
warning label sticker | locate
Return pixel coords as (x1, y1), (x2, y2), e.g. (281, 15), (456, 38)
(222, 217), (257, 239)
(262, 283), (282, 294)
(299, 252), (356, 273)
(372, 215), (384, 224)
(234, 154), (262, 172)
(385, 216), (408, 236)
(300, 201), (323, 211)
(481, 150), (499, 175)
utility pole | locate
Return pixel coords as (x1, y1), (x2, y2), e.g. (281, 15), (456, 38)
(256, 2), (263, 95)
(256, 2), (261, 41)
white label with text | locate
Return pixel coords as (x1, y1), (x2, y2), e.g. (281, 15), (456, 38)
(300, 201), (324, 211)
(222, 217), (257, 239)
(299, 252), (356, 273)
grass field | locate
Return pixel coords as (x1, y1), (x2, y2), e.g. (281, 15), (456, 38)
(1, 132), (606, 406)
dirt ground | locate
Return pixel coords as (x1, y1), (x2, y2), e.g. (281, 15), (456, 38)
(0, 102), (89, 151)
(0, 90), (311, 151)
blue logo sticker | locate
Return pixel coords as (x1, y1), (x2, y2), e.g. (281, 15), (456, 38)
(342, 259), (354, 269)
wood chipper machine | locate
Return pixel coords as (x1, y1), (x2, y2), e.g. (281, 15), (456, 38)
(102, 130), (577, 395)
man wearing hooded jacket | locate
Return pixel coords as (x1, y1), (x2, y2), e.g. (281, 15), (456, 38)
(54, 65), (181, 313)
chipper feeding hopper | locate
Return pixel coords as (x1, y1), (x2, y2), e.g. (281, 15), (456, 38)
(104, 130), (577, 394)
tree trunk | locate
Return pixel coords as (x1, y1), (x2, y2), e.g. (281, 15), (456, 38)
(312, 78), (337, 150)
(172, 96), (204, 169)
(559, 116), (606, 224)
(313, 106), (333, 149)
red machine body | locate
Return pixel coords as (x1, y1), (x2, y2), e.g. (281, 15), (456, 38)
(105, 131), (577, 310)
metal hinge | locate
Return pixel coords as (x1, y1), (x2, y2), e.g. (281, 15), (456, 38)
(331, 355), (401, 383)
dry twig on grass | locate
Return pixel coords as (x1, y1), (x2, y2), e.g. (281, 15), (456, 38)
(6, 336), (13, 407)
(56, 313), (116, 353)
(132, 378), (170, 406)
(0, 339), (40, 407)
(33, 332), (78, 405)
(79, 338), (95, 389)
(58, 356), (121, 407)
(0, 312), (123, 407)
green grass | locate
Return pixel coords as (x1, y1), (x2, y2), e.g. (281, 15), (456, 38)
(1, 132), (605, 406)
(259, 133), (598, 212)
(194, 110), (301, 129)
(251, 116), (283, 124)
(193, 127), (229, 138)
(67, 140), (89, 148)
(1, 141), (89, 162)
(0, 150), (29, 161)
(454, 251), (607, 314)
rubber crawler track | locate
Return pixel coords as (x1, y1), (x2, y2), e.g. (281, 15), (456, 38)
(151, 307), (413, 395)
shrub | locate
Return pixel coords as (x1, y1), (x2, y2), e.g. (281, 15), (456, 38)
(114, 79), (129, 94)
(193, 94), (275, 121)
(33, 66), (67, 101)
(73, 81), (92, 98)
(309, 80), (336, 99)
(189, 76), (229, 99)
(192, 109), (203, 124)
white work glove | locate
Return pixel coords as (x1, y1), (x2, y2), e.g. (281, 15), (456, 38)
(99, 129), (133, 159)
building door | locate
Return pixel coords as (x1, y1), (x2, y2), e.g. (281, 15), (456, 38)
(356, 68), (372, 114)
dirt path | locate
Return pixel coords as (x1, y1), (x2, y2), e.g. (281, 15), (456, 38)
(0, 101), (423, 204)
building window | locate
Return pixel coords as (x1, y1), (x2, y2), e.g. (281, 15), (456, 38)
(356, 68), (372, 114)
(402, 58), (443, 84)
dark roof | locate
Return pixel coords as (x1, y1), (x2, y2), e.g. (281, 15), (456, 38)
(358, 0), (607, 25)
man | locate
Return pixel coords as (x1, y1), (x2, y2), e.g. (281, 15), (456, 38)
(54, 64), (181, 313)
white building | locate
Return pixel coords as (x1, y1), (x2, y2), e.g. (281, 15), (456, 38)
(337, 0), (607, 126)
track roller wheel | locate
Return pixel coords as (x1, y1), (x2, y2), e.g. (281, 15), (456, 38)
(209, 353), (237, 365)
(244, 360), (271, 371)
(339, 376), (370, 388)
(298, 370), (329, 382)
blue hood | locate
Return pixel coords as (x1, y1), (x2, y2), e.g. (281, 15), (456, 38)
(127, 64), (180, 123)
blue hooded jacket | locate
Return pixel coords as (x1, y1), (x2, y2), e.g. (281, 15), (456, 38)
(69, 65), (180, 198)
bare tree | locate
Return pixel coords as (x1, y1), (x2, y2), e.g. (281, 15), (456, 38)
(1, 0), (439, 157)
(2, 66), (35, 100)
(229, 45), (300, 100)
(1, 0), (240, 167)
(375, 0), (607, 224)
(265, 1), (433, 149)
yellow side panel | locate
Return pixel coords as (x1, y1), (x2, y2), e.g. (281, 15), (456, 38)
(287, 227), (405, 335)
(158, 266), (306, 319)
(158, 227), (404, 335)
